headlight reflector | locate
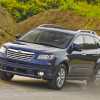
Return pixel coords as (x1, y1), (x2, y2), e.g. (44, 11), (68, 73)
(0, 46), (6, 53)
(37, 54), (55, 60)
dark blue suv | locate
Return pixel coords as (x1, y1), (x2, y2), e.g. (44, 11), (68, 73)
(0, 24), (100, 90)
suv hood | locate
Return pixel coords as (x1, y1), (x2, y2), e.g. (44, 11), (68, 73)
(4, 41), (64, 53)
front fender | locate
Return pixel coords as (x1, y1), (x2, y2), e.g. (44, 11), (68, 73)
(55, 55), (69, 66)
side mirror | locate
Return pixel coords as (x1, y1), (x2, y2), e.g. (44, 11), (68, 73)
(71, 43), (82, 51)
(16, 32), (25, 39)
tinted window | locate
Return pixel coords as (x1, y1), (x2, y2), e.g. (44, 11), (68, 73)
(19, 29), (74, 48)
(84, 35), (96, 49)
(73, 35), (84, 49)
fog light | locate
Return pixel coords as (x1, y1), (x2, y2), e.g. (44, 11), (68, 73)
(38, 72), (44, 77)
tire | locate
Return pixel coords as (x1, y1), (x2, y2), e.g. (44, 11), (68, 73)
(48, 64), (67, 90)
(0, 71), (14, 81)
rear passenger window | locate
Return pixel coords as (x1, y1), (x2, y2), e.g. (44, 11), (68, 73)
(73, 35), (84, 49)
(74, 36), (83, 44)
(84, 35), (97, 49)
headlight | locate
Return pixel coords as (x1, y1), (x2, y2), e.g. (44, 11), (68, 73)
(37, 54), (55, 60)
(0, 46), (6, 53)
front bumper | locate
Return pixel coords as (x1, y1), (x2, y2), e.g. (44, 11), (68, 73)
(0, 54), (56, 79)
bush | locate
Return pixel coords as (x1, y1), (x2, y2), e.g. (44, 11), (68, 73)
(0, 0), (64, 22)
(0, 0), (41, 22)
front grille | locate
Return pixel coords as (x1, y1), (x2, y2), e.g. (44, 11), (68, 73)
(7, 49), (34, 61)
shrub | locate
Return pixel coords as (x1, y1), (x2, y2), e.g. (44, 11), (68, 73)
(0, 0), (40, 22)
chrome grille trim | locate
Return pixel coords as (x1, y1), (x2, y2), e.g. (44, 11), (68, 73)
(7, 49), (34, 61)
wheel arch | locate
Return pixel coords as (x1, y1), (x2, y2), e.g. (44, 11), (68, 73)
(59, 60), (69, 74)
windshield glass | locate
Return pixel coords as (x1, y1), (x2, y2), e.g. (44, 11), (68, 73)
(19, 29), (74, 49)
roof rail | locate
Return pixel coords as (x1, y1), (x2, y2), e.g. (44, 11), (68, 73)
(77, 30), (96, 35)
(38, 24), (66, 29)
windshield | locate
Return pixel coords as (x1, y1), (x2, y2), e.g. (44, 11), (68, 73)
(19, 29), (74, 49)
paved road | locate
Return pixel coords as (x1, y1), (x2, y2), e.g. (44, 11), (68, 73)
(0, 75), (100, 100)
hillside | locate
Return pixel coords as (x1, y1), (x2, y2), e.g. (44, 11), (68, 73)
(0, 6), (17, 44)
(18, 10), (100, 35)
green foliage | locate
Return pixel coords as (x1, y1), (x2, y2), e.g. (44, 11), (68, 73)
(0, 0), (100, 22)
(74, 2), (100, 18)
(0, 0), (40, 22)
(60, 0), (100, 19)
(60, 0), (77, 10)
(0, 0), (64, 22)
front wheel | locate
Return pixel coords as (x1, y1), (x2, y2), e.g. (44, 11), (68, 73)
(0, 71), (14, 81)
(48, 64), (67, 90)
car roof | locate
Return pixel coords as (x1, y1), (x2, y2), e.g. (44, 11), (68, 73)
(37, 26), (77, 35)
(36, 24), (97, 36)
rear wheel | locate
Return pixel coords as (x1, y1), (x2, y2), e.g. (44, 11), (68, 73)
(48, 64), (67, 90)
(0, 71), (14, 81)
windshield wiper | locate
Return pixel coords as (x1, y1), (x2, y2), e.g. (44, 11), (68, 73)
(17, 40), (27, 42)
(17, 40), (34, 44)
(34, 42), (58, 48)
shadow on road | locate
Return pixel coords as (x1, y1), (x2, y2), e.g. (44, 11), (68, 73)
(12, 79), (49, 90)
(2, 76), (88, 92)
(1, 76), (99, 92)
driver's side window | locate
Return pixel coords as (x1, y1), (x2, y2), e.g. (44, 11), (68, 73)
(73, 35), (84, 49)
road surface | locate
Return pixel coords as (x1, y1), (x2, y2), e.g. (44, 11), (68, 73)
(0, 75), (100, 100)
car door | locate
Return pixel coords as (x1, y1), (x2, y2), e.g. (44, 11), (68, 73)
(81, 35), (98, 77)
(68, 34), (96, 80)
(93, 36), (100, 59)
(93, 36), (100, 71)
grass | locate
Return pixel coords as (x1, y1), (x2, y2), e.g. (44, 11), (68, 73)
(74, 2), (100, 18)
(59, 1), (100, 19)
